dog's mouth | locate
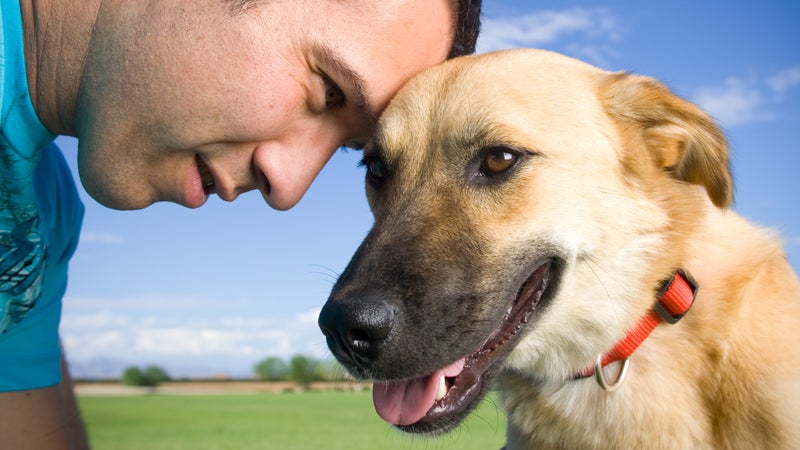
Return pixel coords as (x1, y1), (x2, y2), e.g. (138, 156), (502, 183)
(372, 259), (558, 434)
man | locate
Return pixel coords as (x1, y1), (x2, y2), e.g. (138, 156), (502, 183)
(0, 0), (481, 448)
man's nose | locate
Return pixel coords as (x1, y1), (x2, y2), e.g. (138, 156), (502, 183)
(252, 134), (342, 211)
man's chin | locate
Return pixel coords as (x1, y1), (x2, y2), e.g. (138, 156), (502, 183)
(83, 183), (156, 211)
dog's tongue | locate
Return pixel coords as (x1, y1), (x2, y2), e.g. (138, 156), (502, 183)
(372, 358), (465, 426)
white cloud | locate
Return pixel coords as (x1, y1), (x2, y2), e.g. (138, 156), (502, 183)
(297, 306), (322, 325)
(693, 77), (772, 127)
(79, 231), (125, 245)
(565, 43), (622, 68)
(130, 326), (290, 357)
(477, 8), (621, 66)
(692, 65), (800, 128)
(767, 66), (800, 94)
(60, 298), (329, 377)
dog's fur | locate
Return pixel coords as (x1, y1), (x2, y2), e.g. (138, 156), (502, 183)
(321, 49), (800, 449)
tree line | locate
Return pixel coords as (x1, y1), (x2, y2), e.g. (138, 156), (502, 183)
(121, 355), (347, 389)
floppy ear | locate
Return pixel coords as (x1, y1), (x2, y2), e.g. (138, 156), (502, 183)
(601, 72), (733, 208)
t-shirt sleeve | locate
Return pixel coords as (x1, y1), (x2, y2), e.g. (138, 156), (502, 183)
(0, 143), (84, 391)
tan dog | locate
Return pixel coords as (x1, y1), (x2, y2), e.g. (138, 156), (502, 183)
(318, 49), (800, 449)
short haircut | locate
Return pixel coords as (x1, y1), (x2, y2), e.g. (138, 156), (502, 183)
(450, 0), (482, 58)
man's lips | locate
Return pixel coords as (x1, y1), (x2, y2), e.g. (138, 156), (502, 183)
(180, 155), (215, 208)
(196, 155), (216, 194)
(193, 154), (273, 204)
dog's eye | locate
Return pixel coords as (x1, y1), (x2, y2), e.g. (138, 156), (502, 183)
(480, 147), (519, 177)
(363, 156), (386, 182)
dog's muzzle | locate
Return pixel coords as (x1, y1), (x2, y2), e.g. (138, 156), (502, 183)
(318, 297), (396, 370)
(318, 258), (561, 434)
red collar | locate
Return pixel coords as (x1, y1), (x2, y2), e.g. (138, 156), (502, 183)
(581, 269), (698, 390)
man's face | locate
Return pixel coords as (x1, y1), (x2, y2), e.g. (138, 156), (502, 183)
(75, 0), (454, 210)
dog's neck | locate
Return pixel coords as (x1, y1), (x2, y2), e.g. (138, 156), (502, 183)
(579, 270), (698, 390)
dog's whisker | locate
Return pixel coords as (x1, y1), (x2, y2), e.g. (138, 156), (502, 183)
(307, 273), (338, 286)
(580, 257), (613, 302)
(308, 264), (341, 277)
(467, 396), (504, 433)
(596, 186), (634, 200)
(306, 264), (342, 286)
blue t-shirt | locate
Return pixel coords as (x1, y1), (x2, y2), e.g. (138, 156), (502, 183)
(0, 0), (84, 391)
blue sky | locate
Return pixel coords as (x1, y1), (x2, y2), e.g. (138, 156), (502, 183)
(59, 1), (800, 378)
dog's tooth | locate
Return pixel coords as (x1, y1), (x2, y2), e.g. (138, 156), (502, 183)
(435, 374), (448, 401)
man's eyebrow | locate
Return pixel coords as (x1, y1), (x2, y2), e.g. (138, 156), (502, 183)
(313, 43), (379, 129)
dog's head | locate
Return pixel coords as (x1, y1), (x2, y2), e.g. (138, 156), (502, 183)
(319, 49), (732, 434)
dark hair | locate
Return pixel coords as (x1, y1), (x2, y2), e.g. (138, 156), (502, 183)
(449, 0), (482, 58)
(226, 1), (482, 59)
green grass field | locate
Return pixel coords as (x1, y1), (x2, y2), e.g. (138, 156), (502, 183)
(78, 390), (507, 449)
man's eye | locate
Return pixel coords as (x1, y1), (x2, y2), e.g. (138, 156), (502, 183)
(325, 78), (346, 109)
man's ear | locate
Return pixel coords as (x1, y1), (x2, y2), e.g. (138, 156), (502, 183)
(601, 72), (733, 208)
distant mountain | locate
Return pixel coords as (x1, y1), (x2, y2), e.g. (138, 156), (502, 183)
(67, 357), (129, 380)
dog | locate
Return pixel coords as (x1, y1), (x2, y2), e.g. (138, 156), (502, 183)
(318, 49), (800, 449)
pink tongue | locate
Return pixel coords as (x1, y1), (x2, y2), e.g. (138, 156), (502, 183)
(372, 358), (465, 426)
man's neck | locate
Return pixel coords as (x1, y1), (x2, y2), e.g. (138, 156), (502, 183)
(19, 0), (101, 137)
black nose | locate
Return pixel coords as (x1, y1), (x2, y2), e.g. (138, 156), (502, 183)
(318, 299), (395, 367)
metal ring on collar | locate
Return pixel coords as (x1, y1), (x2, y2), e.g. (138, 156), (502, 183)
(594, 355), (630, 391)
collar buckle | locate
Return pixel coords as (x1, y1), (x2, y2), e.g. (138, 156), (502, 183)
(579, 268), (699, 388)
(654, 269), (698, 324)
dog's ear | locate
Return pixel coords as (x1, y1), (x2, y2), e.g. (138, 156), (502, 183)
(601, 72), (733, 208)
